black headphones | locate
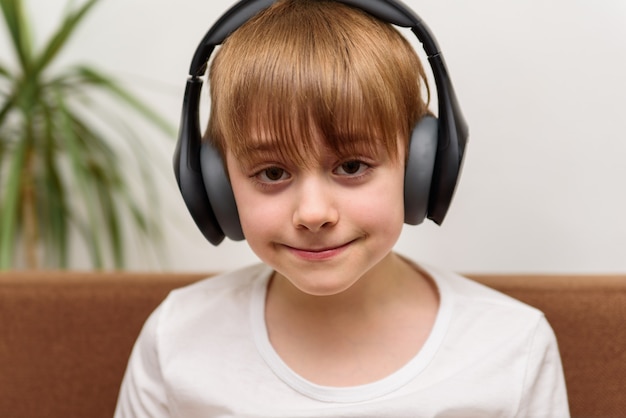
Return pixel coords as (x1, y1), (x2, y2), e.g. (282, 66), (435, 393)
(174, 0), (469, 246)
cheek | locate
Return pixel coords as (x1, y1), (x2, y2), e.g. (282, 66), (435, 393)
(238, 202), (283, 239)
(230, 182), (289, 244)
(236, 199), (288, 265)
(347, 169), (406, 232)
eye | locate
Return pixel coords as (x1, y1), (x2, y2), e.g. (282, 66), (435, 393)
(335, 160), (369, 176)
(257, 166), (290, 182)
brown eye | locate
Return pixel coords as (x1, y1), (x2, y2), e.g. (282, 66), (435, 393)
(259, 167), (288, 182)
(336, 160), (368, 176)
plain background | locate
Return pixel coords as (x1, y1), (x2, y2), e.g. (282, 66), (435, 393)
(3, 0), (625, 273)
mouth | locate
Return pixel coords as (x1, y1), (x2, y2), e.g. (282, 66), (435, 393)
(283, 240), (355, 261)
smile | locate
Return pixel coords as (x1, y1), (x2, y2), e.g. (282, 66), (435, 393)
(283, 240), (354, 261)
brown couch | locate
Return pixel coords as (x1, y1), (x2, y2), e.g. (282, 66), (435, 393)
(1, 270), (624, 418)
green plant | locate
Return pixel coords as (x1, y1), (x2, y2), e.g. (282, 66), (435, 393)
(0, 0), (174, 269)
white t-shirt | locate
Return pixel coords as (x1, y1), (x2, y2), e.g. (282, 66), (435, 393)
(114, 263), (570, 417)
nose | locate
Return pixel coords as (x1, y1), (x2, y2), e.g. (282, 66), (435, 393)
(292, 175), (338, 232)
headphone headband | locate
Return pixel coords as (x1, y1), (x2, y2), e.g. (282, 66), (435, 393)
(189, 0), (443, 77)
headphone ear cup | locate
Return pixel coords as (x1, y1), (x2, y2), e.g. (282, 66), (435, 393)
(404, 115), (438, 225)
(174, 79), (226, 246)
(200, 142), (245, 241)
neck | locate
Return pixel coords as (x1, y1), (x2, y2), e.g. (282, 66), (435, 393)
(266, 252), (434, 320)
(263, 253), (440, 387)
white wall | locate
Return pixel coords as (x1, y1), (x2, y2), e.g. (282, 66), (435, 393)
(6, 0), (626, 273)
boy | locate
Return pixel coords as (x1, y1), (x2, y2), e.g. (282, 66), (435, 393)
(115, 0), (569, 416)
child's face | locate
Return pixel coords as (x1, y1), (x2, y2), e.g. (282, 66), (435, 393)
(225, 130), (406, 297)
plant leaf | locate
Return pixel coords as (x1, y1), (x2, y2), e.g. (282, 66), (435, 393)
(32, 0), (100, 76)
(0, 0), (34, 73)
(0, 62), (12, 79)
(54, 88), (105, 268)
(71, 65), (175, 136)
(39, 104), (69, 267)
(0, 88), (17, 125)
(94, 168), (123, 268)
(0, 129), (28, 269)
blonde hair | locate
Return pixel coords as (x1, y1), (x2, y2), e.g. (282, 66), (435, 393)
(207, 0), (430, 166)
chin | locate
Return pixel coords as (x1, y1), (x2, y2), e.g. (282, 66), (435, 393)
(277, 266), (365, 297)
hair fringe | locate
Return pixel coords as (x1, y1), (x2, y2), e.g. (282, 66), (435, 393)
(206, 0), (430, 167)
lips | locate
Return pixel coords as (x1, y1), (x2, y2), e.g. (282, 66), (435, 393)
(284, 240), (354, 261)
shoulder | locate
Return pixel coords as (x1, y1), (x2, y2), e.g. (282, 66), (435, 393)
(420, 263), (554, 355)
(422, 263), (543, 318)
(417, 264), (568, 415)
(168, 263), (271, 301)
(153, 263), (272, 332)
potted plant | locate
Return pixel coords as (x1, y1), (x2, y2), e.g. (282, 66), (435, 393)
(0, 0), (174, 269)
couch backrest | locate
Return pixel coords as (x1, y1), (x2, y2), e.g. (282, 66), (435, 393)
(1, 271), (624, 418)
(472, 274), (626, 417)
(0, 271), (204, 418)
